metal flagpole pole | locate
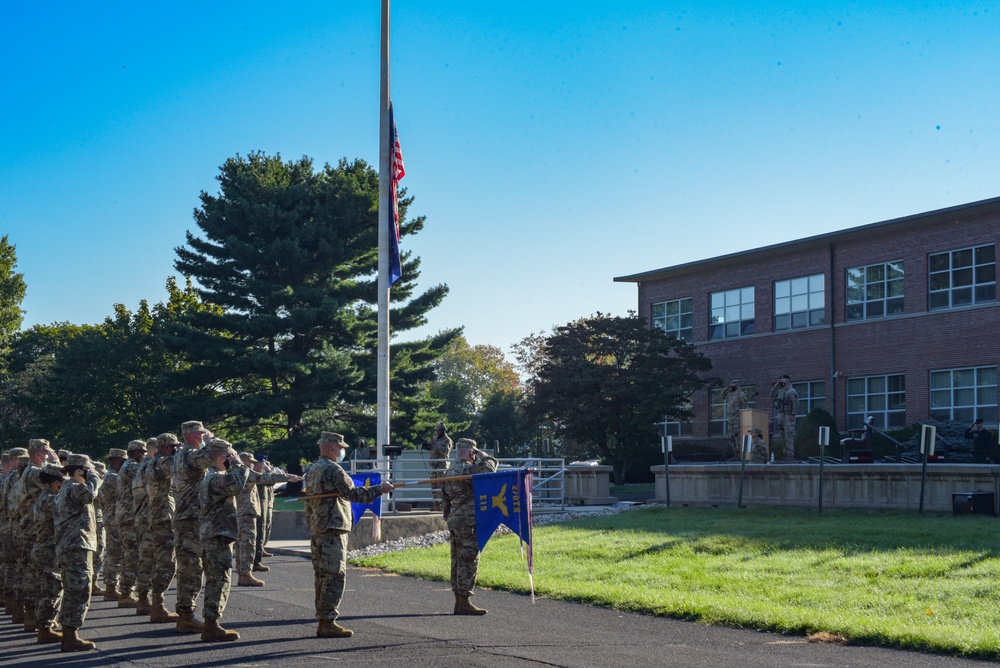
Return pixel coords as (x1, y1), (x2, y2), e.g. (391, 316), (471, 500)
(376, 0), (391, 468)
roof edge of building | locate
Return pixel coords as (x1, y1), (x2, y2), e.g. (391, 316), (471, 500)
(614, 195), (1000, 284)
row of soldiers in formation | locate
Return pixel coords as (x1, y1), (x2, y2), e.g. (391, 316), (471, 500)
(0, 421), (300, 651)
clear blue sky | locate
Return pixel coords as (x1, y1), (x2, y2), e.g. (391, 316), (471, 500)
(2, 2), (998, 356)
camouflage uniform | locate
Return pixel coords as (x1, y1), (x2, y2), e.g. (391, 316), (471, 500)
(133, 454), (156, 602)
(0, 450), (25, 607)
(199, 453), (249, 623)
(16, 453), (48, 626)
(441, 444), (498, 599)
(749, 434), (769, 464)
(54, 461), (101, 632)
(428, 429), (453, 506)
(2, 451), (28, 613)
(115, 446), (143, 600)
(93, 467), (106, 590)
(722, 383), (749, 443)
(98, 463), (122, 593)
(259, 480), (275, 553)
(171, 442), (212, 616)
(145, 447), (176, 612)
(236, 465), (289, 574)
(771, 381), (799, 459)
(32, 470), (63, 633)
(304, 450), (384, 623)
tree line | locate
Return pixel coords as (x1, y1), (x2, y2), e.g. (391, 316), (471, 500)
(0, 152), (712, 482)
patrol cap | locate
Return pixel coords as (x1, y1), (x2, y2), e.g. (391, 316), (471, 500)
(206, 438), (237, 457)
(436, 422), (446, 430)
(0, 453), (9, 464)
(28, 439), (51, 453)
(155, 433), (182, 447)
(456, 438), (477, 450)
(9, 447), (28, 458)
(146, 437), (158, 449)
(57, 448), (70, 460)
(109, 448), (127, 459)
(729, 379), (741, 386)
(41, 463), (67, 481)
(181, 420), (209, 435)
(94, 462), (107, 475)
(126, 439), (147, 453)
(239, 451), (258, 464)
(318, 432), (346, 446)
(17, 454), (30, 467)
(66, 453), (92, 468)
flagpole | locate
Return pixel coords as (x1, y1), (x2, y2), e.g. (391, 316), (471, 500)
(376, 0), (391, 466)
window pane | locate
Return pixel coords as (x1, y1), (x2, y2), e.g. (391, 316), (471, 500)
(977, 387), (996, 404)
(887, 375), (906, 392)
(775, 281), (790, 298)
(929, 292), (950, 309)
(929, 273), (951, 291)
(847, 396), (866, 413)
(929, 371), (951, 389)
(866, 265), (885, 282)
(791, 312), (807, 328)
(930, 390), (950, 408)
(742, 286), (754, 303)
(652, 303), (665, 319)
(976, 245), (996, 264)
(975, 264), (996, 283)
(868, 376), (886, 393)
(680, 313), (693, 328)
(810, 274), (825, 291)
(774, 314), (790, 331)
(711, 292), (725, 309)
(809, 310), (824, 326)
(953, 249), (973, 268)
(846, 304), (864, 320)
(813, 292), (825, 309)
(741, 320), (755, 336)
(886, 298), (904, 315)
(929, 253), (950, 272)
(866, 283), (885, 300)
(886, 262), (904, 279)
(775, 297), (790, 314)
(953, 287), (973, 306)
(954, 407), (975, 423)
(978, 367), (997, 385)
(866, 301), (884, 318)
(868, 395), (886, 411)
(975, 285), (996, 303)
(953, 268), (973, 287)
(791, 277), (808, 294)
(847, 378), (866, 394)
(726, 305), (740, 322)
(791, 294), (808, 312)
(741, 304), (754, 320)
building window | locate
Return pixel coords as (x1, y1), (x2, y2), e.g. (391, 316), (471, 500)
(709, 287), (754, 340)
(774, 275), (825, 331)
(929, 244), (996, 310)
(792, 380), (826, 418)
(651, 298), (693, 342)
(929, 367), (997, 425)
(846, 374), (905, 430)
(846, 261), (904, 321)
(709, 386), (757, 436)
(658, 398), (694, 438)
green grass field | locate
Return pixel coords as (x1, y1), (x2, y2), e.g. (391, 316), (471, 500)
(352, 506), (1000, 659)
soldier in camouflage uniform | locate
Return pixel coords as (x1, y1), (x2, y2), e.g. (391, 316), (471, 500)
(424, 422), (453, 511)
(54, 453), (102, 652)
(33, 463), (67, 643)
(253, 457), (293, 569)
(722, 380), (749, 448)
(2, 449), (28, 622)
(304, 432), (393, 638)
(92, 461), (107, 595)
(0, 451), (14, 614)
(171, 420), (214, 633)
(17, 438), (61, 632)
(116, 440), (146, 608)
(145, 433), (179, 623)
(441, 438), (498, 616)
(99, 448), (126, 601)
(771, 374), (799, 460)
(133, 439), (158, 614)
(199, 438), (248, 642)
(236, 452), (299, 586)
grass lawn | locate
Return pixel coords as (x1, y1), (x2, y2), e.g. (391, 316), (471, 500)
(275, 497), (305, 512)
(352, 505), (1000, 659)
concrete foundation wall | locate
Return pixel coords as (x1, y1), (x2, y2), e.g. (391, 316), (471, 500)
(653, 463), (1000, 513)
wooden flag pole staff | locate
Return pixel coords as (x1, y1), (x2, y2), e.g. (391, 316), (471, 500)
(289, 474), (475, 502)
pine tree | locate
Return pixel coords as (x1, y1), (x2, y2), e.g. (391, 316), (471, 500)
(166, 152), (456, 464)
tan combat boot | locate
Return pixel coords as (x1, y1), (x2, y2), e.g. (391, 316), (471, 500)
(136, 592), (151, 614)
(22, 602), (37, 632)
(118, 592), (139, 608)
(454, 593), (487, 616)
(261, 549), (274, 557)
(176, 610), (205, 634)
(10, 599), (24, 624)
(201, 617), (239, 642)
(149, 601), (180, 623)
(36, 624), (63, 644)
(237, 573), (265, 587)
(60, 626), (97, 652)
(316, 619), (354, 638)
(252, 563), (270, 572)
(103, 583), (120, 601)
(91, 580), (103, 596)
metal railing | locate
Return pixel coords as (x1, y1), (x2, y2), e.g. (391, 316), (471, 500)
(345, 451), (566, 512)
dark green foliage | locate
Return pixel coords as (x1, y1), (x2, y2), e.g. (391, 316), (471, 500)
(0, 235), (26, 357)
(165, 153), (455, 466)
(525, 312), (712, 484)
(793, 407), (841, 459)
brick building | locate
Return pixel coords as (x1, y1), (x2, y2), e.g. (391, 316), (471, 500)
(614, 196), (1000, 444)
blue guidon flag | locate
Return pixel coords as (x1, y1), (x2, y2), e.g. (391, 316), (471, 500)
(350, 471), (383, 541)
(472, 468), (534, 598)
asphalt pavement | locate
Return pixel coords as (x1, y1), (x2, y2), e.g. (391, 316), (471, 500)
(2, 551), (997, 668)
